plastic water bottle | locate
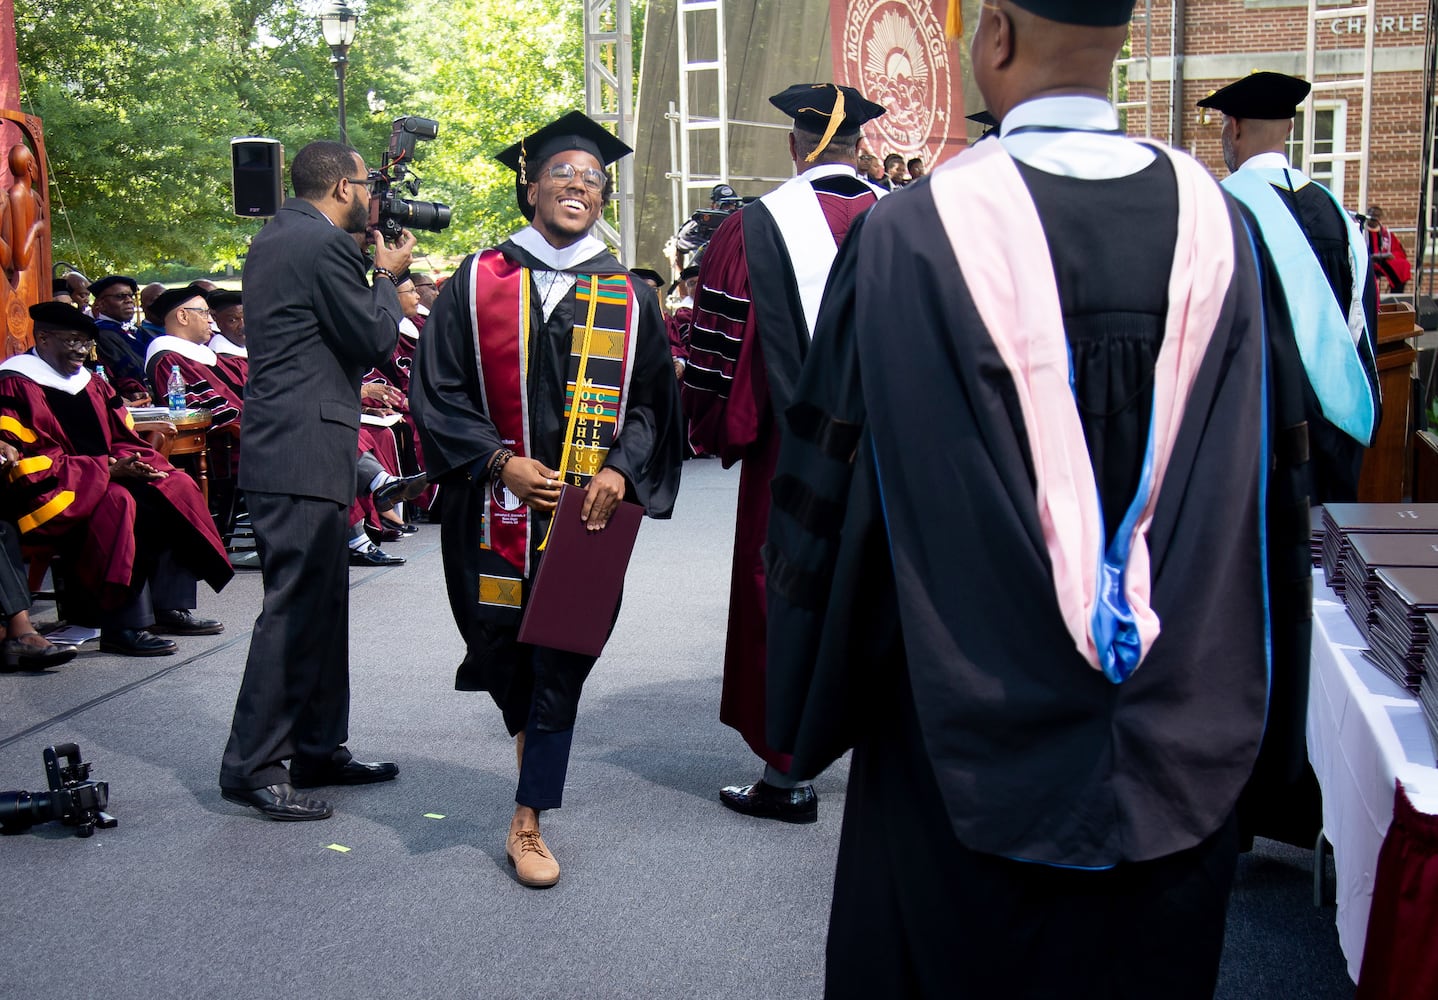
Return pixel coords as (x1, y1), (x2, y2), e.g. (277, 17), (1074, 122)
(95, 365), (110, 387)
(166, 366), (185, 413)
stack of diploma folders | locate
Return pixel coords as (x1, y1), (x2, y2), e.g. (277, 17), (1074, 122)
(1320, 503), (1438, 762)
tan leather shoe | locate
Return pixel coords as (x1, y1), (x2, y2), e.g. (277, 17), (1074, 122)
(507, 828), (560, 888)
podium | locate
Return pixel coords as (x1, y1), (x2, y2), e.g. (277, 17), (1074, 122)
(1358, 302), (1420, 502)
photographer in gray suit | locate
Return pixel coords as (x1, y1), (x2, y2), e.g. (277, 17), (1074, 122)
(219, 140), (421, 821)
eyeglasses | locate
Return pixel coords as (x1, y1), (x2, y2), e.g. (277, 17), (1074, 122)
(545, 162), (606, 192)
(40, 331), (95, 349)
(180, 306), (211, 318)
(100, 291), (135, 302)
(346, 175), (377, 194)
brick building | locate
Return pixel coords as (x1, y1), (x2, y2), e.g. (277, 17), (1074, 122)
(1124, 0), (1429, 275)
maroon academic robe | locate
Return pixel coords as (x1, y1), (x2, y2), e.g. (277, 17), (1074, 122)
(144, 337), (244, 429)
(0, 358), (231, 608)
(209, 335), (250, 387)
(681, 170), (877, 770)
(666, 303), (693, 364)
(361, 319), (433, 509)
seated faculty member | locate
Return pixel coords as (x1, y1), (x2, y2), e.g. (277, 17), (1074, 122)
(143, 287), (246, 430)
(0, 303), (232, 656)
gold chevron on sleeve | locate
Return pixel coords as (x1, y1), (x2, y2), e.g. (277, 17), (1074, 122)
(0, 415), (37, 443)
(11, 455), (52, 477)
(18, 490), (74, 533)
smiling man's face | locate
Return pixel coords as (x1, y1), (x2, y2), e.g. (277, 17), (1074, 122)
(528, 151), (605, 248)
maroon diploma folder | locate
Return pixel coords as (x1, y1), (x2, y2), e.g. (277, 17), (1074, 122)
(516, 484), (644, 657)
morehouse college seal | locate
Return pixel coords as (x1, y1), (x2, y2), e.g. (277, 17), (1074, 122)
(829, 0), (963, 164)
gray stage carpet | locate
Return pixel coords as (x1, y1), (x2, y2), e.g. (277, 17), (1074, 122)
(0, 459), (1354, 999)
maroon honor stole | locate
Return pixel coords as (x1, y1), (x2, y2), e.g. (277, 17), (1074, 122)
(468, 248), (639, 589)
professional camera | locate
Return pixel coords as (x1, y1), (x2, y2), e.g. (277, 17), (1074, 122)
(368, 115), (453, 242)
(0, 742), (117, 838)
(674, 182), (753, 258)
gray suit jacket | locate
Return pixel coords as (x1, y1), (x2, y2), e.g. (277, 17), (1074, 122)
(239, 198), (402, 505)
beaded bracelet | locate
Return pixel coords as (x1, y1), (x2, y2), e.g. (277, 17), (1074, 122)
(372, 266), (399, 285)
(487, 448), (514, 482)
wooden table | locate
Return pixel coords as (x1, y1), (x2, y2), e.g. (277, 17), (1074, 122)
(131, 410), (213, 506)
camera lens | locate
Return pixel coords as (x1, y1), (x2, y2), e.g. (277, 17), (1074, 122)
(0, 789), (50, 832)
(393, 199), (452, 234)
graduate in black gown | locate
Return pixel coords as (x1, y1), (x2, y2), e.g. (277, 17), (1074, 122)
(1199, 71), (1380, 505)
(411, 113), (681, 889)
(763, 2), (1312, 996)
(1199, 71), (1382, 852)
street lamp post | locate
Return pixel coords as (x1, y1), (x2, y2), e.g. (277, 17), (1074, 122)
(319, 1), (360, 146)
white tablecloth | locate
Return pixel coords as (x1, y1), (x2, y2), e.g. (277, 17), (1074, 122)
(1308, 571), (1438, 980)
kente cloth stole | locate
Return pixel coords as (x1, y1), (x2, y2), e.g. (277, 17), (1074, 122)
(1222, 167), (1377, 446)
(468, 250), (637, 591)
(929, 139), (1234, 682)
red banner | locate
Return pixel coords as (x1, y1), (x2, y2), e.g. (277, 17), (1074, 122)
(829, 0), (966, 169)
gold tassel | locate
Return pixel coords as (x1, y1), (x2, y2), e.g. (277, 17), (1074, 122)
(946, 0), (964, 40)
(519, 137), (528, 185)
(803, 85), (847, 164)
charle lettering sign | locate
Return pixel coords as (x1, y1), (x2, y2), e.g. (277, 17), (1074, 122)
(1325, 12), (1426, 33)
(829, 0), (966, 166)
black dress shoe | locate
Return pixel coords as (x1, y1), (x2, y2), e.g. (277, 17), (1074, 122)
(290, 759), (399, 788)
(220, 782), (333, 821)
(350, 545), (405, 567)
(151, 609), (225, 636)
(372, 472), (429, 513)
(100, 628), (178, 657)
(0, 635), (78, 671)
(719, 779), (818, 824)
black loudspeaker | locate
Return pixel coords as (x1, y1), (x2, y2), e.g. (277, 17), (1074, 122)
(231, 137), (284, 218)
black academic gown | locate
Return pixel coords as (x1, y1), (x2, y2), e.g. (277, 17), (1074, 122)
(765, 159), (1310, 997)
(411, 238), (682, 735)
(1273, 178), (1381, 503)
(1229, 173), (1378, 849)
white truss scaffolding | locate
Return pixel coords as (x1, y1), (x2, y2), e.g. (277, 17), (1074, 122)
(583, 0), (636, 264)
(667, 0), (789, 241)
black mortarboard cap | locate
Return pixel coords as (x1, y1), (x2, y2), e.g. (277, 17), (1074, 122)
(495, 111), (632, 221)
(29, 301), (97, 336)
(629, 268), (666, 288)
(51, 278), (68, 295)
(1197, 71), (1312, 120)
(669, 264), (700, 292)
(152, 287), (206, 322)
(768, 85), (886, 163)
(88, 274), (137, 296)
(1007, 0), (1137, 25)
(206, 289), (242, 310)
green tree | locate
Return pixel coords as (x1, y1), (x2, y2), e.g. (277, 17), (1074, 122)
(385, 0), (585, 257)
(18, 0), (397, 273)
(16, 0), (644, 275)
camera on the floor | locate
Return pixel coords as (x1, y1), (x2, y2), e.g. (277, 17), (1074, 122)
(0, 742), (117, 837)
